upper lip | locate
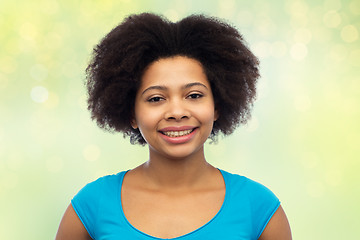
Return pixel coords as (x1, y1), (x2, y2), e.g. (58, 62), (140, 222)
(159, 126), (197, 132)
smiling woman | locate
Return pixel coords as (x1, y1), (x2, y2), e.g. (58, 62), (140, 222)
(56, 13), (291, 240)
(132, 56), (217, 159)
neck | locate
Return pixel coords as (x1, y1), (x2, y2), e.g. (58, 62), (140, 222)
(139, 147), (214, 190)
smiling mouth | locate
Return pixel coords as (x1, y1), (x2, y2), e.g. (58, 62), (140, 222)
(161, 128), (196, 138)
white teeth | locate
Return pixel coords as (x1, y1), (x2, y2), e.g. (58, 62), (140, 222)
(163, 129), (193, 138)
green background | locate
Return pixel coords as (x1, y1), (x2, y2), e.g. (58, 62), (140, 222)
(1, 0), (359, 239)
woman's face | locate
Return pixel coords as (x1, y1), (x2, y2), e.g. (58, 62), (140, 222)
(132, 56), (218, 160)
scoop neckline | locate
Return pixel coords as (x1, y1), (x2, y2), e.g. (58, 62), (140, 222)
(117, 169), (228, 240)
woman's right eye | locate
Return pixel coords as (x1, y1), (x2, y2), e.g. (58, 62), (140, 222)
(148, 96), (163, 102)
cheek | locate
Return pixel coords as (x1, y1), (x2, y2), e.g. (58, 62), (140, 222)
(134, 111), (159, 143)
(196, 103), (217, 122)
(135, 108), (162, 130)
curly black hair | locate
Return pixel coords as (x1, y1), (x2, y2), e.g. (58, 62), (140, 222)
(86, 13), (260, 145)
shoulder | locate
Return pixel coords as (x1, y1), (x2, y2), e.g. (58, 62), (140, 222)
(56, 204), (92, 240)
(220, 169), (284, 238)
(56, 172), (127, 240)
(220, 169), (279, 202)
(70, 171), (127, 238)
(87, 171), (127, 187)
(258, 205), (292, 240)
(71, 171), (127, 211)
(73, 171), (127, 198)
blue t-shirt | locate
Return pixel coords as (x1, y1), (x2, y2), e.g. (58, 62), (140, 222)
(71, 169), (280, 240)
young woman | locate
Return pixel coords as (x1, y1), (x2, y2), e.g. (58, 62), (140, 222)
(56, 13), (292, 240)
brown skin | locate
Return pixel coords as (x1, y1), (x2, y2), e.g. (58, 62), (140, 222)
(56, 189), (291, 240)
(56, 167), (291, 240)
(56, 202), (291, 240)
(56, 204), (91, 240)
(259, 205), (292, 240)
(56, 57), (291, 239)
(121, 163), (225, 238)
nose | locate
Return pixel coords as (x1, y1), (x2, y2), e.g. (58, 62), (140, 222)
(164, 99), (190, 121)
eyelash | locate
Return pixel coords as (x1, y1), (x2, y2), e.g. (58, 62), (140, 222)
(147, 96), (164, 102)
(187, 93), (203, 99)
(147, 93), (203, 102)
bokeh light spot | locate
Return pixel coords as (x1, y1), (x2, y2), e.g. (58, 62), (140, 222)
(30, 86), (49, 103)
(83, 144), (101, 162)
(287, 1), (309, 27)
(252, 41), (271, 59)
(164, 9), (180, 22)
(19, 22), (37, 41)
(218, 0), (236, 18)
(254, 17), (276, 37)
(341, 25), (358, 42)
(44, 91), (59, 109)
(30, 64), (48, 81)
(290, 14), (308, 28)
(290, 43), (308, 60)
(323, 11), (342, 28)
(294, 28), (312, 43)
(287, 0), (309, 16)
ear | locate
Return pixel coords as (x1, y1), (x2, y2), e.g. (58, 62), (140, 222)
(214, 108), (219, 121)
(130, 119), (138, 129)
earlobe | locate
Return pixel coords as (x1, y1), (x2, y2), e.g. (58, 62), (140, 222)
(131, 119), (138, 129)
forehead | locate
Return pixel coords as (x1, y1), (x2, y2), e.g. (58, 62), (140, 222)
(139, 56), (210, 89)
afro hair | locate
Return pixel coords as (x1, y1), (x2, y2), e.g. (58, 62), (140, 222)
(86, 13), (260, 145)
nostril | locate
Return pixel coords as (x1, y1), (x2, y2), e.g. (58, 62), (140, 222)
(164, 106), (191, 120)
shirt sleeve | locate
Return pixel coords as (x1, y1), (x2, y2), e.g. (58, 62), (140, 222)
(244, 178), (280, 239)
(71, 178), (102, 240)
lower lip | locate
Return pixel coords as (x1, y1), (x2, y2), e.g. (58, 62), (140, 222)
(159, 128), (198, 144)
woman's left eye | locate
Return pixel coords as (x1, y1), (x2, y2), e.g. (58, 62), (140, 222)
(148, 96), (164, 102)
(187, 93), (203, 99)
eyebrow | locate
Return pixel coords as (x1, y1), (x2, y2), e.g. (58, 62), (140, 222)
(141, 82), (208, 95)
